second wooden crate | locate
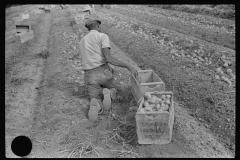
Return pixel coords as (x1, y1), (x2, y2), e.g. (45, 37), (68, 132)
(131, 70), (165, 104)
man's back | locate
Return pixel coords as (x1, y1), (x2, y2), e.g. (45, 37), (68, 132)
(79, 30), (110, 70)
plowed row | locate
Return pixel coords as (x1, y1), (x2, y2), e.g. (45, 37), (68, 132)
(91, 6), (235, 153)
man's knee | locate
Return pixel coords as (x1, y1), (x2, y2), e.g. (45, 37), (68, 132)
(88, 85), (103, 99)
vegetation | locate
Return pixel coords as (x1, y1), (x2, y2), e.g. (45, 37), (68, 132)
(147, 5), (235, 20)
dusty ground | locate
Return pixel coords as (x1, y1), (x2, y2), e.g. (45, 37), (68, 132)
(5, 5), (234, 158)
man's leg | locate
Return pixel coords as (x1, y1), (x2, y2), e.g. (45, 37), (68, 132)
(84, 71), (104, 122)
(87, 84), (103, 122)
(101, 66), (118, 110)
(101, 78), (117, 100)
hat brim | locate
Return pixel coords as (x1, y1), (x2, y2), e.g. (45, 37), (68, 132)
(85, 20), (101, 28)
(96, 20), (101, 25)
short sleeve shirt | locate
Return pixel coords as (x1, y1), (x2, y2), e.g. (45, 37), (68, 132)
(79, 30), (111, 70)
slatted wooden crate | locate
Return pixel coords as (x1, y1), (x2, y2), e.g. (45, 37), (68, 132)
(39, 7), (45, 10)
(45, 9), (50, 13)
(135, 91), (174, 144)
(21, 14), (30, 20)
(74, 14), (84, 24)
(16, 25), (31, 34)
(16, 30), (34, 43)
(131, 70), (165, 104)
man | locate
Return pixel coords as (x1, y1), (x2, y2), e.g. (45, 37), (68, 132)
(79, 19), (138, 122)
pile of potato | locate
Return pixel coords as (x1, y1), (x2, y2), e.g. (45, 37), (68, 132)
(139, 92), (172, 112)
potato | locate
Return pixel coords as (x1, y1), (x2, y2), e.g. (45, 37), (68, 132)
(161, 95), (166, 100)
(165, 99), (171, 105)
(227, 69), (232, 73)
(145, 106), (152, 112)
(162, 104), (169, 111)
(166, 95), (171, 98)
(143, 101), (149, 108)
(156, 104), (161, 109)
(216, 67), (222, 72)
(231, 74), (235, 79)
(215, 75), (220, 80)
(148, 96), (157, 104)
(152, 105), (158, 111)
(219, 70), (224, 75)
(160, 100), (164, 105)
(144, 92), (151, 100)
(165, 96), (171, 101)
(223, 63), (228, 67)
(155, 98), (162, 105)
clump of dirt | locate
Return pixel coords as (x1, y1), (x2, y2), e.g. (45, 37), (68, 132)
(36, 50), (49, 59)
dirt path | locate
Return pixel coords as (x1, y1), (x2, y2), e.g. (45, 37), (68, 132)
(5, 5), (234, 158)
(5, 5), (52, 157)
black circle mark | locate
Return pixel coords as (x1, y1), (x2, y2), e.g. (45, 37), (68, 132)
(11, 135), (32, 157)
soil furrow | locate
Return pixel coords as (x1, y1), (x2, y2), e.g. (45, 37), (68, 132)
(5, 7), (53, 158)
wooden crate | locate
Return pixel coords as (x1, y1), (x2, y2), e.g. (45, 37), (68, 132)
(83, 12), (90, 19)
(39, 7), (45, 10)
(131, 70), (165, 104)
(135, 91), (174, 144)
(16, 25), (31, 34)
(21, 14), (30, 20)
(15, 30), (34, 43)
(74, 14), (84, 24)
(45, 9), (50, 13)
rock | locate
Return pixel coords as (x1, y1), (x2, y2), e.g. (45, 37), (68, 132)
(216, 67), (222, 72)
(223, 63), (228, 67)
(215, 75), (220, 80)
(227, 69), (232, 73)
(74, 87), (78, 92)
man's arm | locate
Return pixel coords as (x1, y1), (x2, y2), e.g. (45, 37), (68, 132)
(102, 47), (138, 77)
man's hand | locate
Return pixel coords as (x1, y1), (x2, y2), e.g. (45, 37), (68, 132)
(128, 66), (138, 78)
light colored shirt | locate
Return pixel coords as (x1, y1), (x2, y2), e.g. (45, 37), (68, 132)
(79, 30), (111, 70)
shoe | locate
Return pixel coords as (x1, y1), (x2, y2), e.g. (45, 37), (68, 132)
(88, 98), (101, 122)
(102, 88), (111, 110)
(102, 88), (117, 110)
(110, 88), (117, 100)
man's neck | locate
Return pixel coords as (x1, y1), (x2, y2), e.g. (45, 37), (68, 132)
(90, 29), (98, 32)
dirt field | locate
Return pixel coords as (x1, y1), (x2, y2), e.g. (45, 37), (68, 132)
(5, 5), (235, 158)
